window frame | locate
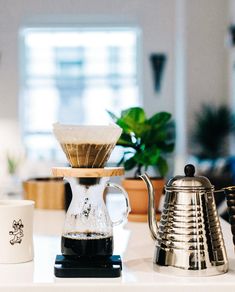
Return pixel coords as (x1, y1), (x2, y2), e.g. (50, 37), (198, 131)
(19, 25), (143, 161)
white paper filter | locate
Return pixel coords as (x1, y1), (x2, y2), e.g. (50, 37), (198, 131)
(53, 123), (122, 168)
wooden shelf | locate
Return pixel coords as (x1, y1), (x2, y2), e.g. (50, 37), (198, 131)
(51, 166), (125, 178)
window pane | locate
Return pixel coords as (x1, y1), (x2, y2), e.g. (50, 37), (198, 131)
(21, 28), (140, 161)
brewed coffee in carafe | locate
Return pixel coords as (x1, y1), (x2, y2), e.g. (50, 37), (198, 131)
(61, 177), (116, 257)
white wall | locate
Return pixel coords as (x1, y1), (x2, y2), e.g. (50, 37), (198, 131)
(0, 0), (231, 178)
(173, 0), (229, 171)
(0, 0), (176, 121)
(184, 0), (229, 148)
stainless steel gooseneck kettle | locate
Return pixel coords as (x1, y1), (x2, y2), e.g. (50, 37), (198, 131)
(140, 164), (228, 276)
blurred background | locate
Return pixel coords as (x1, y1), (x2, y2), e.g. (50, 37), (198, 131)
(0, 0), (235, 198)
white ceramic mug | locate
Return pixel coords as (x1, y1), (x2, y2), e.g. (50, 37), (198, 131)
(0, 200), (34, 264)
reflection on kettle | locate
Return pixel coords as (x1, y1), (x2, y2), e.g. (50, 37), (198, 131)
(140, 164), (228, 276)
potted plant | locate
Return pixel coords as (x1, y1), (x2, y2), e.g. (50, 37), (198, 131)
(191, 103), (234, 163)
(108, 107), (175, 221)
(7, 153), (19, 176)
(190, 103), (235, 191)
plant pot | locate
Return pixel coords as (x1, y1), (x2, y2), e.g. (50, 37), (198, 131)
(22, 178), (66, 210)
(122, 177), (165, 222)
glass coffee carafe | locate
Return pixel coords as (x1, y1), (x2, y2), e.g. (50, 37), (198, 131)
(61, 176), (130, 258)
(52, 123), (128, 277)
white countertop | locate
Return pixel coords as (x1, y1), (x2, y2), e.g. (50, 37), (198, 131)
(0, 196), (235, 292)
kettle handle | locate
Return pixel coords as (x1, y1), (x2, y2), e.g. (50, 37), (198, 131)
(105, 182), (131, 226)
(139, 173), (159, 240)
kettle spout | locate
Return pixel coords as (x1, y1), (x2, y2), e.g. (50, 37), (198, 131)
(139, 173), (158, 240)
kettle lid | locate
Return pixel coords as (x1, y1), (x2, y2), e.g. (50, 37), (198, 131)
(166, 164), (213, 190)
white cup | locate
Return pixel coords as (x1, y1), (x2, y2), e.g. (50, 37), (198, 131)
(0, 200), (34, 264)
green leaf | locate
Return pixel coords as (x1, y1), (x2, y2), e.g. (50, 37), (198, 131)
(143, 121), (175, 150)
(148, 112), (171, 128)
(124, 157), (137, 170)
(117, 133), (134, 147)
(121, 107), (146, 123)
(133, 123), (150, 137)
(147, 129), (167, 144)
(157, 156), (168, 177)
(7, 154), (18, 175)
(110, 107), (149, 137)
(116, 118), (132, 133)
(134, 148), (161, 167)
(106, 110), (118, 122)
(117, 119), (148, 138)
(119, 108), (147, 137)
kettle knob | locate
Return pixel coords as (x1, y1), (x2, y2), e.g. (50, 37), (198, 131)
(184, 164), (195, 177)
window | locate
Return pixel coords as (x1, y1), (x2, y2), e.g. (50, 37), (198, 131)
(20, 27), (141, 161)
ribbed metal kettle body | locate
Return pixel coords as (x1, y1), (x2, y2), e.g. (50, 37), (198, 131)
(154, 189), (228, 276)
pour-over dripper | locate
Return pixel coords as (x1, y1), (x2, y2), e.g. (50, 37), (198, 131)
(53, 123), (122, 168)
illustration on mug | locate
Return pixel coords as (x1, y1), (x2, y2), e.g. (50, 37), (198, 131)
(9, 219), (24, 245)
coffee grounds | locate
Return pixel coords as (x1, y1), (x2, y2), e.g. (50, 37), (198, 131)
(60, 143), (114, 168)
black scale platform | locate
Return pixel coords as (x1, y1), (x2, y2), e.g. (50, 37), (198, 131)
(54, 255), (122, 278)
